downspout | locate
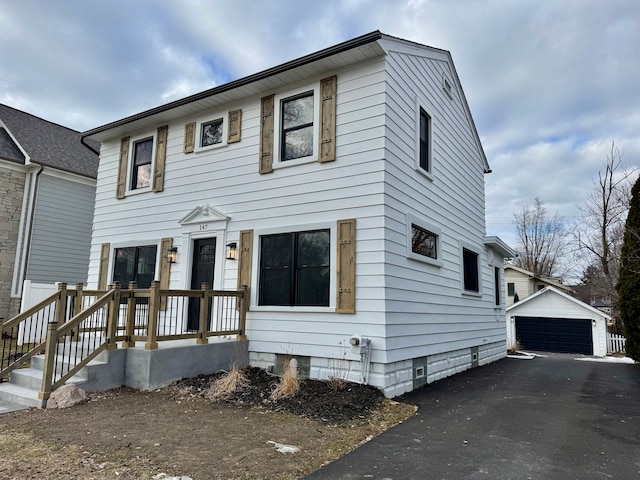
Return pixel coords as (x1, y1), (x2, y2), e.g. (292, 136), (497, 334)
(18, 164), (44, 293)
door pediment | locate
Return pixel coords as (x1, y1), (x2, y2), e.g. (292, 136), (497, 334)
(179, 204), (229, 228)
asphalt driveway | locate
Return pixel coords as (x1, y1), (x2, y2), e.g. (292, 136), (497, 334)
(306, 354), (640, 479)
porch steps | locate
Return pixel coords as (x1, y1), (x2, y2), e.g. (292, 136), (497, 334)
(0, 348), (108, 413)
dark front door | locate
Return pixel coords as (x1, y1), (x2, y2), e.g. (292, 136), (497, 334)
(188, 238), (216, 331)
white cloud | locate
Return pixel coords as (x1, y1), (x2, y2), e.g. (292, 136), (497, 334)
(1, 0), (639, 278)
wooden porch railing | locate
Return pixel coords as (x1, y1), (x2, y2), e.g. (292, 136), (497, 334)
(1, 281), (248, 400)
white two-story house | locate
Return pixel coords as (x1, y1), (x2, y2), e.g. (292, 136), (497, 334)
(82, 31), (513, 397)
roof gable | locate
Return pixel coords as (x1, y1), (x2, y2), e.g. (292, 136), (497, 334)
(505, 264), (572, 293)
(506, 286), (611, 320)
(0, 104), (99, 178)
(0, 127), (25, 163)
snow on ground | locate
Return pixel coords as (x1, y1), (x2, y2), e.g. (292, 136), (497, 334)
(574, 356), (636, 364)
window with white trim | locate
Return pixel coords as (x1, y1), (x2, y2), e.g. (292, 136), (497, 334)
(406, 213), (443, 267)
(195, 111), (228, 152)
(418, 108), (431, 173)
(462, 246), (480, 294)
(273, 84), (320, 167)
(130, 136), (154, 190)
(494, 266), (501, 306)
(258, 229), (330, 307)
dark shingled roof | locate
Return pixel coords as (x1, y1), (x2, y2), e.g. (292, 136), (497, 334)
(0, 104), (99, 178)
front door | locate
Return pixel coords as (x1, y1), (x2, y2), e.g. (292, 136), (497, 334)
(188, 238), (216, 331)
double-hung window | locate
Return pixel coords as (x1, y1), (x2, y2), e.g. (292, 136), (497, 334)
(281, 91), (314, 161)
(259, 229), (330, 307)
(131, 137), (153, 190)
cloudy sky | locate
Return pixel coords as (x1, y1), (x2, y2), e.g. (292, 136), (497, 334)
(2, 0), (639, 260)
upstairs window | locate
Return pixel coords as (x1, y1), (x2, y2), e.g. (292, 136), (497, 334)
(507, 282), (515, 296)
(419, 108), (431, 173)
(201, 118), (224, 147)
(131, 137), (153, 190)
(281, 91), (314, 161)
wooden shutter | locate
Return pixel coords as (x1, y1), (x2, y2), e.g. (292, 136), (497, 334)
(116, 137), (130, 199)
(319, 75), (337, 163)
(228, 109), (242, 144)
(184, 121), (196, 153)
(159, 237), (173, 310)
(98, 243), (110, 291)
(336, 219), (356, 313)
(237, 230), (253, 295)
(153, 125), (168, 193)
(259, 95), (274, 174)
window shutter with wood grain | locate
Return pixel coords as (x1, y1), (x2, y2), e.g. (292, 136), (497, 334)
(116, 137), (130, 199)
(259, 95), (274, 174)
(336, 219), (356, 313)
(228, 109), (242, 144)
(237, 230), (253, 300)
(184, 122), (195, 153)
(159, 237), (173, 310)
(98, 243), (110, 290)
(319, 75), (337, 163)
(153, 125), (168, 193)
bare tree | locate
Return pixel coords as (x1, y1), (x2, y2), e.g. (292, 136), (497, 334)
(574, 142), (637, 328)
(513, 198), (569, 277)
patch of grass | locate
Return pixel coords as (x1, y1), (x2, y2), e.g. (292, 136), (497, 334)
(270, 358), (300, 400)
(205, 364), (250, 400)
(507, 340), (522, 354)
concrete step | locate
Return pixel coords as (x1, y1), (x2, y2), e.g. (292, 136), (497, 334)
(9, 367), (44, 390)
(30, 354), (104, 377)
(0, 382), (44, 409)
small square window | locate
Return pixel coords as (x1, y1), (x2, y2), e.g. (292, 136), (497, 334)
(201, 119), (223, 147)
(281, 91), (314, 161)
(412, 224), (437, 259)
(131, 137), (153, 190)
(462, 248), (479, 293)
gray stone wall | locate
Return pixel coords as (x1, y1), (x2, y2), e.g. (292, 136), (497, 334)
(0, 167), (25, 321)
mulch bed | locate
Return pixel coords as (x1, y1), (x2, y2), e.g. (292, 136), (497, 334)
(170, 366), (384, 424)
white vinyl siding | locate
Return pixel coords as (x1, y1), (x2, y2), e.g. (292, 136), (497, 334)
(26, 174), (95, 284)
(88, 58), (390, 360)
(380, 46), (499, 362)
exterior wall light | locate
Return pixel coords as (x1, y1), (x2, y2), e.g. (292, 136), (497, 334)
(226, 242), (238, 260)
(167, 246), (178, 264)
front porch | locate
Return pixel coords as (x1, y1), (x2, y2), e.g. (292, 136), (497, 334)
(0, 282), (249, 411)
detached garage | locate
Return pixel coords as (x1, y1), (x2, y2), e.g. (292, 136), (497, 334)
(506, 286), (610, 357)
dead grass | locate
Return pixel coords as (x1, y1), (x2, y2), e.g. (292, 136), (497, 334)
(205, 364), (249, 400)
(270, 358), (300, 400)
(507, 340), (522, 354)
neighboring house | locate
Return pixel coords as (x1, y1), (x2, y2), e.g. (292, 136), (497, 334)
(0, 104), (99, 320)
(504, 264), (573, 307)
(506, 286), (610, 356)
(82, 31), (514, 397)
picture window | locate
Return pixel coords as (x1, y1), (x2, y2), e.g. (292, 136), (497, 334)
(412, 224), (437, 259)
(201, 118), (223, 147)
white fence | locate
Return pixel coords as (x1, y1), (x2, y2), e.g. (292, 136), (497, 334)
(607, 332), (626, 353)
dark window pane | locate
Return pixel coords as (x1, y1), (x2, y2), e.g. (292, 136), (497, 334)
(282, 93), (313, 129)
(296, 230), (330, 306)
(507, 282), (515, 296)
(419, 109), (429, 171)
(259, 229), (330, 307)
(132, 137), (153, 189)
(201, 119), (223, 147)
(113, 247), (135, 286)
(463, 248), (479, 292)
(136, 246), (157, 288)
(494, 266), (500, 305)
(259, 234), (292, 306)
(283, 126), (313, 160)
(411, 224), (437, 259)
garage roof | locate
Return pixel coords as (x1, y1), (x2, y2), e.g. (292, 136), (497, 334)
(507, 286), (611, 321)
